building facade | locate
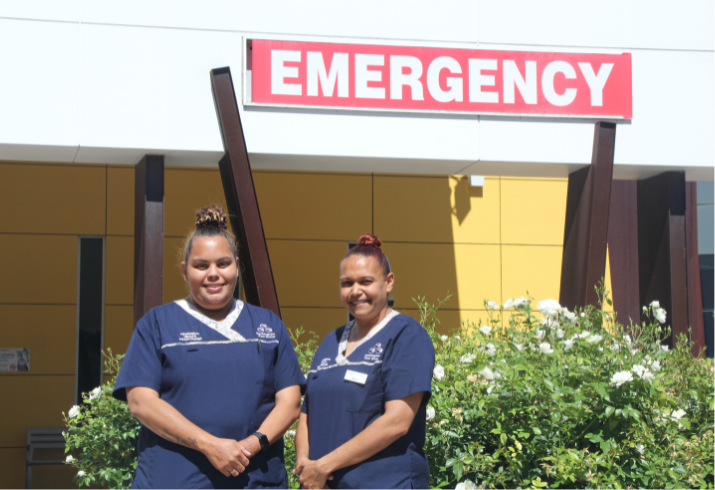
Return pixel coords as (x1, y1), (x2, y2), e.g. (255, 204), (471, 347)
(0, 1), (712, 487)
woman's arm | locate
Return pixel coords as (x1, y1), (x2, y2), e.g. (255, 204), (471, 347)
(297, 392), (424, 489)
(293, 412), (310, 475)
(126, 386), (252, 477)
(236, 385), (302, 456)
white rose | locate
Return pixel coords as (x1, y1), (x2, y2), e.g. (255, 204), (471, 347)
(578, 331), (591, 339)
(660, 345), (669, 352)
(455, 481), (478, 490)
(460, 353), (476, 364)
(536, 329), (546, 340)
(650, 300), (660, 308)
(482, 343), (496, 356)
(670, 409), (686, 421)
(285, 430), (296, 438)
(556, 328), (565, 339)
(636, 444), (645, 454)
(513, 297), (528, 309)
(513, 343), (524, 351)
(88, 387), (101, 401)
(66, 455), (74, 463)
(624, 334), (632, 345)
(479, 326), (492, 336)
(539, 342), (554, 354)
(504, 298), (515, 309)
(433, 365), (445, 381)
(68, 405), (80, 419)
(454, 335), (461, 340)
(560, 308), (577, 322)
(610, 371), (633, 387)
(537, 299), (561, 318)
(486, 301), (498, 310)
(562, 339), (575, 351)
(440, 335), (448, 341)
(586, 334), (602, 343)
(77, 470), (86, 478)
(426, 406), (435, 421)
(478, 366), (501, 381)
(654, 308), (667, 324)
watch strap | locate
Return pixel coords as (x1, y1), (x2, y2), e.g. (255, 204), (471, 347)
(252, 431), (269, 452)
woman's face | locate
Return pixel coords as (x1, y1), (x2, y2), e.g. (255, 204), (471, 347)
(340, 254), (394, 324)
(181, 236), (238, 312)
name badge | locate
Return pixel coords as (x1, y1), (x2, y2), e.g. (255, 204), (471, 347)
(344, 370), (368, 385)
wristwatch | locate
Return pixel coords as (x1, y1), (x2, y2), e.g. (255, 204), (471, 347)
(252, 431), (269, 452)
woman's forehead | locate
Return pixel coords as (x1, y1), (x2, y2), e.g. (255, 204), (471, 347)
(190, 236), (234, 257)
(340, 254), (382, 274)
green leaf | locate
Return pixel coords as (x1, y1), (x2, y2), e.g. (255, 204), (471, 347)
(600, 441), (612, 454)
(605, 405), (615, 417)
(679, 418), (691, 429)
(500, 433), (507, 445)
(532, 427), (542, 435)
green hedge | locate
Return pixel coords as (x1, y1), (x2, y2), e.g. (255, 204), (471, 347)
(64, 293), (714, 489)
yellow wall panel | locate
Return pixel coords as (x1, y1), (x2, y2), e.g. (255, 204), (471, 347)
(0, 376), (74, 447)
(268, 240), (345, 308)
(107, 166), (134, 236)
(502, 245), (563, 305)
(164, 237), (188, 304)
(281, 307), (347, 341)
(106, 236), (134, 305)
(381, 242), (459, 310)
(603, 246), (614, 312)
(0, 448), (25, 489)
(374, 176), (452, 243)
(0, 305), (75, 374)
(453, 243), (502, 308)
(0, 234), (77, 304)
(501, 178), (567, 245)
(164, 168), (226, 238)
(254, 171), (372, 241)
(0, 163), (106, 235)
(105, 305), (134, 355)
(375, 175), (500, 244)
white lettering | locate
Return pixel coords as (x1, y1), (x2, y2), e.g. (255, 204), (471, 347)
(271, 50), (302, 96)
(390, 55), (424, 101)
(355, 54), (385, 99)
(578, 62), (614, 106)
(468, 59), (499, 103)
(307, 52), (349, 97)
(542, 61), (577, 106)
(503, 60), (537, 104)
(427, 56), (463, 103)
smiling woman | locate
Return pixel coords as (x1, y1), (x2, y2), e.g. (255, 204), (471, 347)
(294, 234), (436, 489)
(112, 206), (305, 489)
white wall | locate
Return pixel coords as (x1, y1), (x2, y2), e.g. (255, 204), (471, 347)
(0, 0), (712, 179)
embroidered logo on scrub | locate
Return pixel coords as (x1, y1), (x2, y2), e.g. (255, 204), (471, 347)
(364, 342), (384, 361)
(179, 332), (202, 342)
(256, 324), (276, 339)
(319, 358), (331, 368)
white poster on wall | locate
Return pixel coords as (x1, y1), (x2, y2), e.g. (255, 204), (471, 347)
(0, 348), (30, 372)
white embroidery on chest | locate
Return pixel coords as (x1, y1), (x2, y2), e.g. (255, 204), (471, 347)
(364, 342), (384, 361)
(179, 332), (202, 342)
(256, 324), (276, 339)
(335, 310), (400, 364)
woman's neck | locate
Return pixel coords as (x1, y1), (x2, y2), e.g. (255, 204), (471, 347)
(189, 297), (234, 322)
(352, 307), (392, 338)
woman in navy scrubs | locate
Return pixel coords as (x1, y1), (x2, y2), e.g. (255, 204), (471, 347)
(113, 206), (305, 489)
(295, 235), (435, 489)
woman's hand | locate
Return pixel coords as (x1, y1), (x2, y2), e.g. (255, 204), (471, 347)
(297, 459), (333, 489)
(201, 437), (252, 477)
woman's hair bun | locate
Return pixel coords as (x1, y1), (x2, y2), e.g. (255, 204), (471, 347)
(195, 205), (228, 231)
(357, 234), (382, 249)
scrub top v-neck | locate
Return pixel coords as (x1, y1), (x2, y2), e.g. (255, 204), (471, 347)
(302, 312), (435, 489)
(113, 299), (305, 489)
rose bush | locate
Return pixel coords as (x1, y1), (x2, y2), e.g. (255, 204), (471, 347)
(64, 297), (714, 489)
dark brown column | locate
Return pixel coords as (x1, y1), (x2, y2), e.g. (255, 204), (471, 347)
(637, 172), (688, 348)
(210, 67), (281, 318)
(134, 155), (164, 326)
(686, 182), (706, 356)
(607, 180), (641, 325)
(560, 122), (616, 310)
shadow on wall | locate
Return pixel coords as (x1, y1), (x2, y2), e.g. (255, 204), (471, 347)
(451, 175), (483, 225)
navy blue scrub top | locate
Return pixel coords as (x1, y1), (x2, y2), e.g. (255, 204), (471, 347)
(113, 299), (306, 489)
(301, 311), (435, 489)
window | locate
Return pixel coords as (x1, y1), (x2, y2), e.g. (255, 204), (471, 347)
(75, 237), (105, 404)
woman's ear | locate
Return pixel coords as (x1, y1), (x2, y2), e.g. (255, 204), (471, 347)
(180, 261), (188, 283)
(385, 272), (395, 293)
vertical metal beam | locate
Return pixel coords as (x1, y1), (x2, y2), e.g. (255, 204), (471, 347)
(209, 67), (281, 318)
(637, 171), (688, 348)
(607, 180), (641, 325)
(134, 155), (164, 326)
(560, 122), (616, 310)
(686, 182), (706, 356)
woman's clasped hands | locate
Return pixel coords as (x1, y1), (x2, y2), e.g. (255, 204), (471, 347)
(202, 437), (253, 478)
(293, 457), (334, 489)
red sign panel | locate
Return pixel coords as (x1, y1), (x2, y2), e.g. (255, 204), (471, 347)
(251, 39), (632, 118)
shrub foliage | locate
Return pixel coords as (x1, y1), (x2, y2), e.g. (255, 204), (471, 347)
(64, 295), (714, 489)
